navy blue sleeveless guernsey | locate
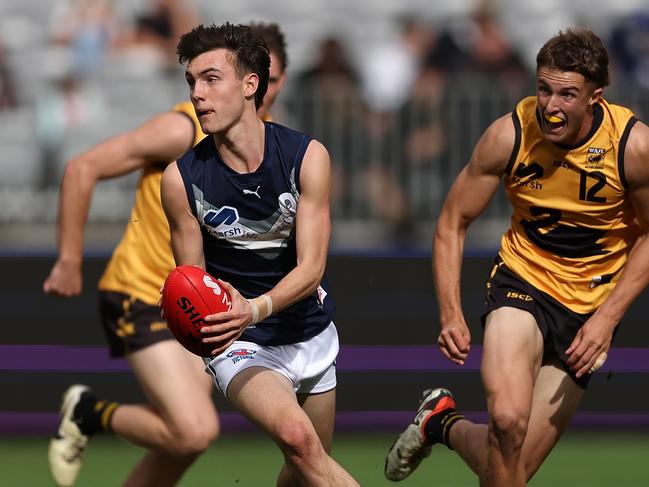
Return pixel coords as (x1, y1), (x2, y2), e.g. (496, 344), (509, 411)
(176, 122), (336, 346)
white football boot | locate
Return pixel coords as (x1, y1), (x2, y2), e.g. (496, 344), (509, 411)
(49, 385), (91, 487)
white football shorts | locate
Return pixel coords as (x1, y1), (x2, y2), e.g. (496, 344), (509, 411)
(204, 321), (339, 399)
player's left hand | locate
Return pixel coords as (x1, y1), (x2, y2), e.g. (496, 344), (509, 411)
(200, 280), (251, 355)
(565, 316), (614, 378)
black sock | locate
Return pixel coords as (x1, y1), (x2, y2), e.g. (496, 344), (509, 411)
(72, 392), (120, 436)
(423, 410), (464, 449)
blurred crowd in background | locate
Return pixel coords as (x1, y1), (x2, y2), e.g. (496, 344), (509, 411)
(2, 0), (649, 251)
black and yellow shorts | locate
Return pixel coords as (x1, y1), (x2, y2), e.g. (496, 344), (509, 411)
(98, 291), (173, 357)
(481, 260), (598, 389)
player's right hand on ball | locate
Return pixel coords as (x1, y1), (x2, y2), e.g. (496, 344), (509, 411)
(43, 259), (82, 297)
(201, 280), (249, 354)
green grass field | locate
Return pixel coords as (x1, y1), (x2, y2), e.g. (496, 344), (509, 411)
(2, 431), (647, 486)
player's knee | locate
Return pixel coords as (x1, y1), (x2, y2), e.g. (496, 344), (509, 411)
(168, 416), (220, 456)
(275, 418), (322, 462)
(489, 406), (528, 452)
(171, 428), (218, 457)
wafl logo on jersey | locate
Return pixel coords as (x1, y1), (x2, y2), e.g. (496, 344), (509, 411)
(586, 147), (606, 169)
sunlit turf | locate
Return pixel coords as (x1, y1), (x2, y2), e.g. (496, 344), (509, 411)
(2, 430), (648, 486)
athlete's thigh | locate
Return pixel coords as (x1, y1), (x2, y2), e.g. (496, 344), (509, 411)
(127, 340), (215, 422)
(228, 366), (317, 440)
(482, 307), (544, 409)
(298, 389), (336, 452)
(522, 356), (584, 477)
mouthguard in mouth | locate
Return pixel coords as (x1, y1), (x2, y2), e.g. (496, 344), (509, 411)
(544, 114), (563, 124)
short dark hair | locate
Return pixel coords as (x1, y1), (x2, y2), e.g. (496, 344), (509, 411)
(249, 22), (288, 72)
(177, 22), (270, 109)
(536, 28), (610, 88)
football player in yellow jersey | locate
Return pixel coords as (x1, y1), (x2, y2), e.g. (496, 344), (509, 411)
(43, 22), (287, 487)
(386, 28), (649, 486)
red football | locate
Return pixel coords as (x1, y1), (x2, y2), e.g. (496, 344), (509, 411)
(161, 265), (232, 357)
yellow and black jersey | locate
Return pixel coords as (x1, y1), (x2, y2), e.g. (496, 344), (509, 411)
(98, 102), (205, 304)
(499, 96), (641, 314)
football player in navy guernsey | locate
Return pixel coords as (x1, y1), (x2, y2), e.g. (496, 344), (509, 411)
(385, 28), (649, 486)
(161, 23), (359, 486)
(44, 22), (290, 487)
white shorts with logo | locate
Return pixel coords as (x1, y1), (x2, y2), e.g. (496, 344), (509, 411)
(204, 321), (339, 399)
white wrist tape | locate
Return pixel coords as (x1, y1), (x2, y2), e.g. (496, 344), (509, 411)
(262, 294), (273, 317)
(248, 295), (273, 326)
(248, 299), (260, 325)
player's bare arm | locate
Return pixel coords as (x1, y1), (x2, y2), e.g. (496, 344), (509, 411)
(43, 111), (195, 297)
(200, 140), (333, 354)
(434, 114), (515, 365)
(160, 161), (205, 269)
(160, 159), (254, 353)
(273, 139), (332, 306)
(567, 120), (649, 377)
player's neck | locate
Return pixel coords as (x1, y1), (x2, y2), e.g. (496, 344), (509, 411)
(213, 115), (265, 174)
(572, 108), (595, 145)
(258, 107), (272, 122)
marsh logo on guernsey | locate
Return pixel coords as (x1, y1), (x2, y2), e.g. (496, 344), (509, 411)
(226, 348), (257, 364)
(204, 206), (244, 238)
(512, 161), (543, 190)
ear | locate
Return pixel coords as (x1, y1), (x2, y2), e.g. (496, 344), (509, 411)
(589, 87), (603, 106)
(243, 72), (259, 100)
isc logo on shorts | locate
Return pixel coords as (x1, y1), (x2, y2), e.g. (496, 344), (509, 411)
(506, 291), (534, 301)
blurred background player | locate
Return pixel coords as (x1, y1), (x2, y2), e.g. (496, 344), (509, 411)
(385, 28), (649, 485)
(43, 21), (288, 487)
(161, 23), (359, 486)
